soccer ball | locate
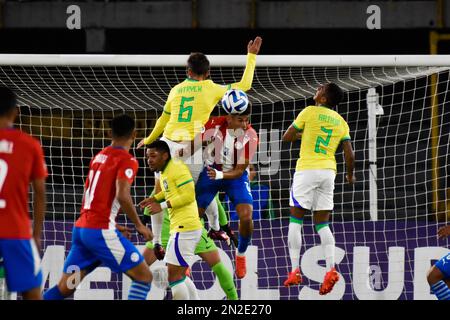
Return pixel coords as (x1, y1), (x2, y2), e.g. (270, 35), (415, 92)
(221, 89), (249, 114)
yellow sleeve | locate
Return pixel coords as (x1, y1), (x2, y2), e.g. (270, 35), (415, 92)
(210, 53), (257, 100)
(292, 107), (309, 131)
(341, 121), (351, 141)
(169, 165), (195, 208)
(154, 191), (165, 202)
(143, 89), (174, 145)
(229, 53), (257, 92)
(169, 180), (195, 209)
(143, 112), (170, 145)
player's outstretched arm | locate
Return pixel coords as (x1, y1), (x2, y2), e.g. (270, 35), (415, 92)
(116, 179), (153, 241)
(247, 36), (262, 55)
(137, 112), (171, 148)
(31, 178), (46, 252)
(438, 225), (450, 239)
(342, 140), (355, 184)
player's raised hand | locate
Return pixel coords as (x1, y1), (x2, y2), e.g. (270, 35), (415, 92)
(248, 36), (262, 55)
(137, 138), (146, 149)
(438, 225), (450, 239)
(136, 224), (153, 242)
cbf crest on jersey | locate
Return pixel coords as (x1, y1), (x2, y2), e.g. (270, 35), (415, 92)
(163, 179), (169, 191)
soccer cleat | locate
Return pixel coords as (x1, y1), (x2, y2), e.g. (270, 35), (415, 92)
(220, 224), (238, 248)
(319, 267), (340, 295)
(235, 255), (247, 279)
(153, 243), (166, 260)
(283, 267), (302, 287)
(208, 229), (230, 245)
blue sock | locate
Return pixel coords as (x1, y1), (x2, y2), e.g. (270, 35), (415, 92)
(128, 280), (151, 300)
(237, 235), (251, 254)
(43, 285), (65, 300)
(431, 280), (450, 300)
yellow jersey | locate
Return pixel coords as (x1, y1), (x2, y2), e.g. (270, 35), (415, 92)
(154, 158), (202, 234)
(143, 53), (257, 144)
(292, 105), (351, 171)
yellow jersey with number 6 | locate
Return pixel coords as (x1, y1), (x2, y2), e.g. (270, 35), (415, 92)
(146, 53), (257, 143)
(292, 105), (351, 171)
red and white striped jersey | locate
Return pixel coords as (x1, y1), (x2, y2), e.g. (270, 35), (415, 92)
(75, 146), (138, 230)
(203, 116), (258, 172)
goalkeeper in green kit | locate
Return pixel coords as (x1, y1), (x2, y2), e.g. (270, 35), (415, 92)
(142, 191), (238, 300)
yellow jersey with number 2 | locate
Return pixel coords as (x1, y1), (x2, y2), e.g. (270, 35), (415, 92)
(292, 105), (351, 172)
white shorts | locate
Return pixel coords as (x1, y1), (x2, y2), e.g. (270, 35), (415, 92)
(164, 229), (202, 268)
(157, 137), (203, 182)
(289, 169), (336, 211)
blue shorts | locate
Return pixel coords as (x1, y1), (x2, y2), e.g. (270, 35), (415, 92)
(196, 167), (253, 209)
(63, 227), (144, 274)
(435, 252), (450, 279)
(0, 239), (42, 292)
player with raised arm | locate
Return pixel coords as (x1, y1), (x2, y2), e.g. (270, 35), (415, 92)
(136, 36), (262, 247)
(139, 140), (203, 300)
(427, 225), (450, 300)
(282, 83), (355, 295)
(0, 87), (47, 300)
(195, 105), (258, 279)
(43, 114), (153, 300)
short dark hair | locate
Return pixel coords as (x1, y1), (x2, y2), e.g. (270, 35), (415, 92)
(187, 52), (210, 76)
(0, 86), (17, 116)
(147, 139), (171, 160)
(110, 114), (135, 139)
(323, 83), (344, 107)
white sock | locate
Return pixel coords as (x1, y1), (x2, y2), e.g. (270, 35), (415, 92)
(184, 277), (200, 300)
(317, 226), (335, 271)
(171, 280), (190, 300)
(288, 222), (303, 272)
(151, 211), (163, 245)
(205, 199), (220, 231)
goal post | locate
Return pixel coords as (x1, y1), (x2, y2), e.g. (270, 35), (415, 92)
(0, 54), (448, 300)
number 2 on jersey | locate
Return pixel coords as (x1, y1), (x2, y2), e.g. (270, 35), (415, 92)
(0, 159), (8, 208)
(178, 96), (194, 122)
(83, 170), (101, 210)
(314, 127), (333, 154)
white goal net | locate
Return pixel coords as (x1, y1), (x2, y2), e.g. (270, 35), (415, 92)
(1, 55), (449, 300)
